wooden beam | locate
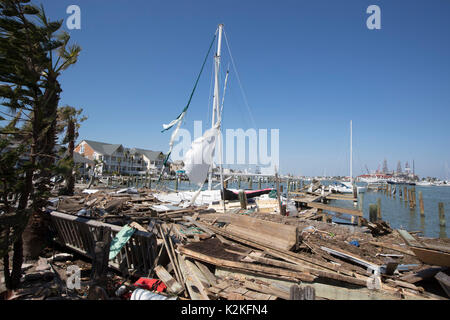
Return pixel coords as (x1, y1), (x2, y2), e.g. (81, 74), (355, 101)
(177, 253), (209, 300)
(306, 202), (363, 217)
(154, 265), (183, 295)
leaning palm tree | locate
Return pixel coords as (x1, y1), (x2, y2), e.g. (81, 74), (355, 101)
(0, 0), (82, 288)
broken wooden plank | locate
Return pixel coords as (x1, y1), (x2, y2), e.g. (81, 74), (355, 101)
(408, 247), (450, 267)
(369, 241), (416, 256)
(194, 261), (218, 286)
(198, 213), (298, 251)
(177, 253), (209, 300)
(179, 244), (316, 282)
(215, 267), (428, 300)
(435, 271), (450, 298)
(400, 266), (447, 284)
(306, 202), (363, 217)
(154, 265), (183, 295)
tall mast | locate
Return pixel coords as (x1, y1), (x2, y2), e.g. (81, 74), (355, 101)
(350, 120), (353, 184)
(208, 24), (224, 190)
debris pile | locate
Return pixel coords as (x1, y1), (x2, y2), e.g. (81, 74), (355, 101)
(2, 186), (449, 300)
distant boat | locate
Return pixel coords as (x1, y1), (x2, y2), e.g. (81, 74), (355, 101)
(416, 181), (433, 187)
(329, 181), (365, 194)
(331, 121), (366, 194)
(222, 188), (273, 201)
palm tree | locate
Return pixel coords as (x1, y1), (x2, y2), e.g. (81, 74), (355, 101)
(57, 106), (86, 195)
(0, 0), (81, 287)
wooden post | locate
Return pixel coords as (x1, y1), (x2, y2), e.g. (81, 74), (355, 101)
(439, 202), (446, 227)
(238, 176), (241, 189)
(408, 189), (413, 208)
(238, 190), (247, 210)
(88, 226), (111, 300)
(275, 171), (283, 216)
(175, 175), (178, 192)
(404, 186), (408, 203)
(249, 177), (253, 190)
(358, 193), (364, 211)
(377, 198), (382, 220)
(258, 178), (262, 190)
(419, 191), (424, 216)
(369, 204), (378, 223)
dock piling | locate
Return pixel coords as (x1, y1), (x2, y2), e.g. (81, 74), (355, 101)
(439, 202), (446, 227)
(369, 204), (378, 223)
(377, 198), (382, 220)
(419, 191), (424, 216)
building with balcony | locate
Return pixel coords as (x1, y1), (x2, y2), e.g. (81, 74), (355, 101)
(74, 140), (168, 176)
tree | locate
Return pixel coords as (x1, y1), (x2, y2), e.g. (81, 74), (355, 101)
(56, 106), (86, 195)
(0, 0), (81, 287)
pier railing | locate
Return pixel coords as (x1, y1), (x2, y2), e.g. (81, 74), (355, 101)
(49, 211), (158, 277)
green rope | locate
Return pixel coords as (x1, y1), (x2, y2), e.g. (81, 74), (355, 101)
(158, 33), (217, 184)
(161, 33), (217, 133)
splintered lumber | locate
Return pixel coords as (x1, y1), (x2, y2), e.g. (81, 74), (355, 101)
(177, 253), (209, 300)
(179, 239), (316, 282)
(208, 280), (276, 300)
(246, 252), (367, 286)
(154, 265), (183, 295)
(369, 241), (416, 256)
(435, 272), (450, 298)
(193, 219), (358, 279)
(324, 194), (355, 201)
(397, 229), (424, 248)
(194, 261), (218, 286)
(216, 267), (433, 300)
(400, 267), (447, 284)
(157, 224), (184, 286)
(306, 202), (363, 217)
(198, 213), (297, 250)
(398, 229), (450, 267)
(407, 247), (450, 267)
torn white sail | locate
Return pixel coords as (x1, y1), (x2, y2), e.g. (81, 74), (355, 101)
(183, 125), (219, 187)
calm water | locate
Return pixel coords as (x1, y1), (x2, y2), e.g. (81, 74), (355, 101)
(343, 185), (449, 239)
(142, 178), (449, 238)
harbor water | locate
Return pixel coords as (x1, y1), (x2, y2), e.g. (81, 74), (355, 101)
(120, 177), (449, 238)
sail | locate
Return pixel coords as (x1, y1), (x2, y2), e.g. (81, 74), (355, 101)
(183, 126), (219, 187)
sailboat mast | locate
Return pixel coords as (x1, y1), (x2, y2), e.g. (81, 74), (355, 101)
(350, 120), (353, 184)
(208, 24), (224, 190)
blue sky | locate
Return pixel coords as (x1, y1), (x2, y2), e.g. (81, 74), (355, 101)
(38, 0), (450, 178)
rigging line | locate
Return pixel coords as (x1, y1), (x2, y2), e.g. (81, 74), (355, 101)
(206, 57), (215, 129)
(161, 30), (217, 133)
(157, 30), (218, 185)
(223, 30), (257, 129)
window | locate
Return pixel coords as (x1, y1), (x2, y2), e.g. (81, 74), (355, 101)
(80, 144), (85, 153)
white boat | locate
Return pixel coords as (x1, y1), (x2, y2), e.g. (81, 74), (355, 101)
(329, 181), (366, 194)
(416, 181), (433, 186)
(330, 121), (366, 194)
